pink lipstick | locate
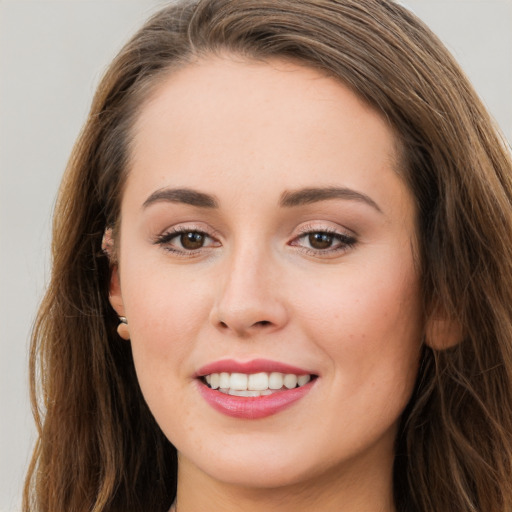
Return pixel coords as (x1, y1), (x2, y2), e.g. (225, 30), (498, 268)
(195, 359), (316, 419)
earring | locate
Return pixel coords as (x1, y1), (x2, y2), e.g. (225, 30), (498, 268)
(102, 228), (114, 257)
(117, 316), (130, 340)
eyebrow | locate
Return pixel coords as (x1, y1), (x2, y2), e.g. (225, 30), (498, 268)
(279, 186), (382, 213)
(142, 185), (381, 213)
(142, 188), (219, 209)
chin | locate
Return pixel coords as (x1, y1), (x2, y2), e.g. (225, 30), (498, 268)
(203, 457), (316, 490)
(177, 430), (337, 491)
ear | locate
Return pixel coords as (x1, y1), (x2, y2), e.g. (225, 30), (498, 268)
(109, 265), (125, 316)
(109, 266), (130, 340)
(102, 227), (116, 262)
(424, 310), (463, 350)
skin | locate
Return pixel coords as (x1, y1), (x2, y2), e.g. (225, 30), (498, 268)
(109, 56), (425, 512)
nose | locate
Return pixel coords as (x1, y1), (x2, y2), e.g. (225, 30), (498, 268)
(209, 246), (288, 337)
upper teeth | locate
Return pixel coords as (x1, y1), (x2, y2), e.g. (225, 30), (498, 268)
(204, 372), (311, 391)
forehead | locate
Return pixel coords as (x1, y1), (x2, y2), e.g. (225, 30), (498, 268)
(126, 55), (408, 216)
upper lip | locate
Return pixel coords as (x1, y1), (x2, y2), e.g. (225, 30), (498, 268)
(195, 358), (315, 377)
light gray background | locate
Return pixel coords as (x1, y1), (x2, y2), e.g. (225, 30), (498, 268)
(1, 1), (511, 511)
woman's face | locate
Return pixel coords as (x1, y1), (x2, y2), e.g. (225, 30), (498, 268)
(110, 56), (423, 492)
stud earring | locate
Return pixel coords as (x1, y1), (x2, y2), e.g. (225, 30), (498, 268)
(117, 316), (130, 340)
(102, 228), (114, 257)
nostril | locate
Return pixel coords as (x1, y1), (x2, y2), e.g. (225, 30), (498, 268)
(214, 318), (275, 337)
(218, 319), (271, 330)
(255, 320), (271, 327)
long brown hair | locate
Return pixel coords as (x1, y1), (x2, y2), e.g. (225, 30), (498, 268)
(24, 1), (512, 511)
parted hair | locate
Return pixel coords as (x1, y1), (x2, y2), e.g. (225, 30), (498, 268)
(24, 1), (512, 511)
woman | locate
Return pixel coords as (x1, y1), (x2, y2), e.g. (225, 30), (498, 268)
(24, 1), (512, 511)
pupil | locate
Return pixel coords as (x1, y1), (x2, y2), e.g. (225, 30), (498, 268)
(309, 232), (333, 249)
(181, 232), (204, 250)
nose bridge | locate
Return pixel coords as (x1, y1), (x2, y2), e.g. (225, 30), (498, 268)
(210, 239), (287, 336)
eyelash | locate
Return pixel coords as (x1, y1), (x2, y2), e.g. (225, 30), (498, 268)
(153, 226), (219, 257)
(290, 226), (357, 256)
(153, 225), (357, 257)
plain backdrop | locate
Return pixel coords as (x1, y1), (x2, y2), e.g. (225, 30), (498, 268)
(0, 1), (511, 511)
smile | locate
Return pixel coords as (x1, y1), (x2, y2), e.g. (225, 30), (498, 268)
(202, 372), (312, 397)
(196, 359), (317, 419)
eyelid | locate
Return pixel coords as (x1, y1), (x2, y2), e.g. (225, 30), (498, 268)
(293, 221), (356, 238)
(154, 221), (221, 239)
(151, 220), (356, 258)
(152, 223), (222, 255)
(289, 222), (357, 256)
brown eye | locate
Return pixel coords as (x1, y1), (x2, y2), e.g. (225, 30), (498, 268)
(308, 232), (334, 249)
(180, 232), (206, 250)
(154, 228), (220, 255)
(290, 227), (356, 256)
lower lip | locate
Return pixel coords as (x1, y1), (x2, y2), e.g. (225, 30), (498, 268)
(197, 380), (315, 419)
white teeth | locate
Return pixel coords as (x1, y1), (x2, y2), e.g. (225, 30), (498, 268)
(203, 371), (313, 394)
(228, 389), (262, 397)
(298, 374), (311, 386)
(229, 373), (248, 390)
(283, 374), (298, 389)
(268, 372), (284, 389)
(210, 373), (220, 389)
(248, 372), (268, 390)
(219, 372), (230, 389)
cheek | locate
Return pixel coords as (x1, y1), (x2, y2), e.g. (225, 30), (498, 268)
(120, 263), (214, 374)
(119, 268), (214, 434)
(296, 260), (423, 386)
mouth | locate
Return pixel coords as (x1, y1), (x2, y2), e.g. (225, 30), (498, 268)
(195, 359), (318, 419)
(201, 371), (314, 397)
